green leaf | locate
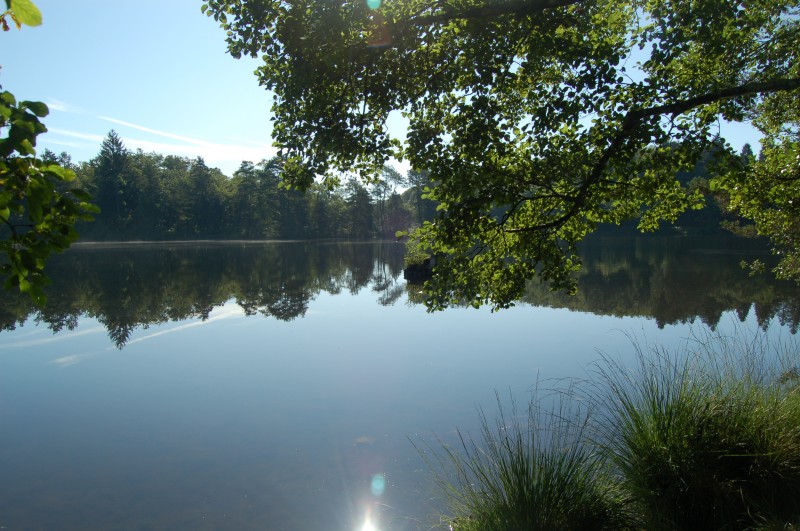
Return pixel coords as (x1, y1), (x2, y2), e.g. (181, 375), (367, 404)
(68, 188), (93, 202)
(22, 100), (48, 118)
(0, 91), (16, 106)
(9, 0), (42, 27)
(18, 276), (32, 293)
(42, 163), (74, 180)
(17, 138), (35, 155)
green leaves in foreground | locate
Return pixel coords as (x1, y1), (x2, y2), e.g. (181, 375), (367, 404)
(204, 0), (800, 309)
(0, 91), (98, 305)
(1, 0), (42, 30)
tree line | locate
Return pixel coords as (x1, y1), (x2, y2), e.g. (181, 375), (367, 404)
(43, 131), (439, 242)
(44, 131), (752, 245)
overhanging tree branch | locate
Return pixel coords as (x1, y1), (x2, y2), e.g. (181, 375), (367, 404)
(393, 0), (584, 33)
(635, 77), (800, 121)
(504, 76), (800, 234)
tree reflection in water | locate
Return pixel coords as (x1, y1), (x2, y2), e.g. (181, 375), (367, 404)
(1, 237), (798, 348)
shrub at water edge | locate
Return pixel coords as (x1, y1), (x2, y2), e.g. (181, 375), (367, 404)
(591, 331), (800, 530)
(431, 329), (800, 530)
(424, 391), (635, 531)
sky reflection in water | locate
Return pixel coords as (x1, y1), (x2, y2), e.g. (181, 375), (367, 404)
(0, 240), (797, 530)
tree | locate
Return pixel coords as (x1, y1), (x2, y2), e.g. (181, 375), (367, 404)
(228, 158), (282, 238)
(384, 192), (413, 238)
(188, 157), (227, 237)
(202, 0), (800, 309)
(344, 179), (375, 239)
(93, 130), (135, 233)
(716, 120), (800, 282)
(1, 0), (97, 303)
(370, 165), (405, 237)
(0, 91), (96, 303)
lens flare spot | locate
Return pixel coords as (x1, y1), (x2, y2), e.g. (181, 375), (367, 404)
(370, 473), (386, 497)
(366, 0), (381, 9)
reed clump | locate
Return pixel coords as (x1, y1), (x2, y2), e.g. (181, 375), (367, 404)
(426, 391), (634, 531)
(431, 329), (800, 530)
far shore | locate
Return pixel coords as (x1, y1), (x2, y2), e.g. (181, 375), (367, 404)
(70, 239), (401, 248)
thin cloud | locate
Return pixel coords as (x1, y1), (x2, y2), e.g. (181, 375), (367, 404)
(121, 304), (245, 347)
(122, 137), (275, 167)
(97, 116), (277, 170)
(47, 128), (105, 143)
(99, 116), (215, 147)
(51, 354), (81, 367)
(44, 139), (86, 149)
(0, 325), (106, 350)
(45, 99), (85, 114)
(50, 353), (99, 367)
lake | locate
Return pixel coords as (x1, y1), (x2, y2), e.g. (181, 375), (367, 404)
(1, 237), (798, 530)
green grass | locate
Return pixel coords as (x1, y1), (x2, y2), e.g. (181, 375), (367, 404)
(428, 328), (800, 530)
(423, 390), (634, 531)
(591, 330), (800, 530)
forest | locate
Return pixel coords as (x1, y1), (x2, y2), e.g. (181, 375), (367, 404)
(44, 130), (746, 244)
(43, 130), (439, 242)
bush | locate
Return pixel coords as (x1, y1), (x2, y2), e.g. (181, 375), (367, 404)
(402, 232), (431, 268)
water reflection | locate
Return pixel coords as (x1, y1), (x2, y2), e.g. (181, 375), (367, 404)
(2, 238), (797, 530)
(1, 237), (798, 348)
(523, 236), (800, 332)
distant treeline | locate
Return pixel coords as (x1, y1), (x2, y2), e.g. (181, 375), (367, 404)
(44, 131), (438, 241)
(45, 132), (752, 242)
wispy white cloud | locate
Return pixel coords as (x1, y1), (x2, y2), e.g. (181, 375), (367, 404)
(47, 128), (105, 143)
(51, 354), (81, 367)
(121, 304), (245, 347)
(97, 116), (277, 171)
(50, 354), (97, 367)
(44, 139), (87, 149)
(0, 325), (106, 350)
(45, 99), (85, 114)
(99, 116), (215, 147)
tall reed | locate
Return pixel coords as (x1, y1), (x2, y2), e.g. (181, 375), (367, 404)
(423, 390), (633, 531)
(426, 327), (800, 530)
(589, 329), (800, 530)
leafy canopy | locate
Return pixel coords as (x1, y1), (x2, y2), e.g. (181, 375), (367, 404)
(204, 0), (800, 309)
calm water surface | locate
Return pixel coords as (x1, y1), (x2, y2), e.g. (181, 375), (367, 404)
(1, 238), (798, 530)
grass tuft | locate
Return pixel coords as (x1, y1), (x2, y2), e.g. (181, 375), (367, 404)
(423, 389), (634, 531)
(589, 329), (800, 530)
(426, 327), (800, 530)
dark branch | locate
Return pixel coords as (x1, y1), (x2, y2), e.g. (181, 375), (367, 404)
(394, 0), (584, 33)
(635, 77), (800, 121)
(504, 76), (800, 234)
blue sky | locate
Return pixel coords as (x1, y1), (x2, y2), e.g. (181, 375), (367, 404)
(3, 1), (762, 177)
(2, 0), (275, 176)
